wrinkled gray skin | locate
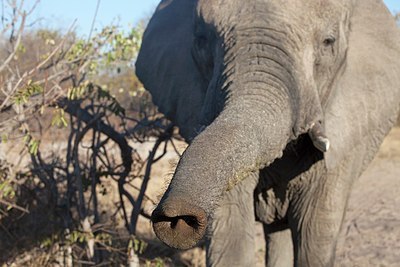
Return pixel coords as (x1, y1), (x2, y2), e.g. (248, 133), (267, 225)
(136, 0), (400, 266)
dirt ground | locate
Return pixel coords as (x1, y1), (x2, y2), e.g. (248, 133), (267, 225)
(143, 127), (400, 266)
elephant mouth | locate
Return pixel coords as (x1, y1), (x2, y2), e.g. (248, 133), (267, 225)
(151, 198), (207, 249)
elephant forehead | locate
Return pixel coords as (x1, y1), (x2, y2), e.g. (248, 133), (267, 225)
(197, 0), (351, 27)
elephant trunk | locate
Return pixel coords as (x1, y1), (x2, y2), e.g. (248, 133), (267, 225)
(151, 89), (293, 250)
(152, 34), (296, 249)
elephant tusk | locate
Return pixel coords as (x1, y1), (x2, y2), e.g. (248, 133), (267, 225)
(308, 122), (330, 152)
(312, 135), (330, 152)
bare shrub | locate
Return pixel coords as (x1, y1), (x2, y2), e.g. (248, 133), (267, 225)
(0, 1), (186, 266)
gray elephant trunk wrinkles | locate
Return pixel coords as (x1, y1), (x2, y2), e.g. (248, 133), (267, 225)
(222, 25), (299, 94)
(219, 23), (324, 138)
(199, 24), (299, 128)
(164, 89), (293, 216)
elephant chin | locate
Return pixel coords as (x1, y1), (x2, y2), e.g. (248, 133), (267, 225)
(151, 197), (207, 249)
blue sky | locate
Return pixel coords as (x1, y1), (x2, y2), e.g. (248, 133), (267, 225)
(33, 0), (160, 35)
(32, 0), (399, 36)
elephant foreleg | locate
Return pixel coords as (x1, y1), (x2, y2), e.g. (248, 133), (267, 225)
(206, 172), (259, 267)
(264, 226), (293, 267)
(289, 161), (354, 267)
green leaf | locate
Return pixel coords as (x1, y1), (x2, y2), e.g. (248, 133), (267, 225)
(28, 139), (40, 155)
(23, 134), (30, 143)
(1, 134), (8, 143)
(154, 258), (165, 267)
(132, 238), (147, 254)
(0, 182), (6, 192)
(23, 133), (40, 155)
(51, 108), (68, 128)
(13, 82), (43, 105)
(67, 83), (88, 100)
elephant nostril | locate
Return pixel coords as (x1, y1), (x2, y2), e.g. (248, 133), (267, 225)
(151, 200), (207, 249)
(156, 215), (201, 230)
(182, 215), (201, 228)
(170, 217), (178, 229)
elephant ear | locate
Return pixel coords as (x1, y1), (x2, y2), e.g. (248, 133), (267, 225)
(136, 0), (206, 141)
(325, 0), (400, 169)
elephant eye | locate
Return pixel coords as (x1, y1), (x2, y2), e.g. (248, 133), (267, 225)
(323, 36), (336, 46)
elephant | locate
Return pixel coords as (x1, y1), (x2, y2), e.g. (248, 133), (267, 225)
(135, 0), (400, 266)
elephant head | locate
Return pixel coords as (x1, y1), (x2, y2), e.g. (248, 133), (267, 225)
(136, 0), (400, 250)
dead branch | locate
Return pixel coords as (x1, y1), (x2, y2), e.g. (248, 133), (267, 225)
(129, 123), (174, 235)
